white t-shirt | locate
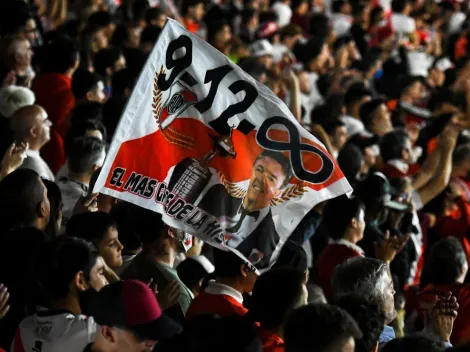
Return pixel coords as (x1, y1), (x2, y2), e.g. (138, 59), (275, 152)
(331, 13), (353, 37)
(12, 311), (97, 352)
(341, 115), (365, 136)
(56, 176), (89, 223)
(271, 43), (289, 63)
(391, 13), (416, 37)
(272, 2), (292, 27)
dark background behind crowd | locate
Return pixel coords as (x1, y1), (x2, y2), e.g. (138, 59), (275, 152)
(1, 0), (470, 351)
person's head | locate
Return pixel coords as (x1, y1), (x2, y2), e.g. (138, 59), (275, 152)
(39, 36), (80, 75)
(428, 89), (465, 116)
(292, 0), (309, 14)
(324, 120), (348, 151)
(379, 129), (412, 164)
(0, 35), (33, 73)
(111, 69), (136, 99)
(279, 24), (303, 49)
(70, 101), (104, 126)
(0, 0), (38, 44)
(347, 134), (380, 170)
(322, 195), (365, 244)
(208, 21), (232, 51)
(250, 268), (308, 331)
(245, 150), (292, 211)
(333, 0), (352, 14)
(145, 7), (167, 28)
(10, 104), (51, 150)
(298, 36), (330, 73)
(67, 212), (123, 269)
(88, 11), (116, 40)
(239, 59), (267, 83)
(285, 304), (362, 352)
(335, 294), (385, 352)
(213, 248), (258, 294)
(134, 207), (190, 259)
(337, 143), (365, 186)
(90, 280), (182, 352)
(90, 167), (120, 214)
(65, 118), (106, 155)
(0, 85), (35, 118)
(241, 8), (259, 29)
(360, 99), (393, 137)
(391, 0), (412, 15)
(250, 39), (274, 69)
(140, 26), (162, 54)
(344, 83), (371, 118)
(0, 169), (50, 232)
(182, 0), (205, 22)
(42, 178), (63, 238)
(428, 57), (452, 88)
(94, 47), (126, 81)
(66, 136), (106, 180)
(381, 335), (447, 352)
(452, 144), (470, 178)
(400, 76), (425, 102)
(36, 236), (107, 308)
(309, 13), (333, 40)
(72, 68), (106, 103)
(111, 24), (141, 50)
(423, 237), (468, 286)
(332, 257), (396, 324)
(80, 24), (109, 58)
(177, 256), (215, 296)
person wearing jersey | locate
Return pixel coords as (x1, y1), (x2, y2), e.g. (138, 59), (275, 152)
(84, 280), (182, 352)
(12, 237), (109, 352)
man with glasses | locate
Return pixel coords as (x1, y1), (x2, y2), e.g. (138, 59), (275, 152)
(120, 207), (194, 326)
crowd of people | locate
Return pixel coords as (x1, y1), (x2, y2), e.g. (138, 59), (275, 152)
(1, 0), (470, 351)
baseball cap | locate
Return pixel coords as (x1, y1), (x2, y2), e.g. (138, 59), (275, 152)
(357, 172), (409, 211)
(250, 39), (274, 58)
(257, 21), (279, 39)
(91, 280), (182, 341)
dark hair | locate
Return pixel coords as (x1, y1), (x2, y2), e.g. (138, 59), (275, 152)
(213, 248), (246, 278)
(453, 144), (470, 166)
(360, 98), (385, 129)
(241, 8), (257, 23)
(428, 89), (466, 111)
(40, 36), (80, 74)
(332, 0), (347, 13)
(109, 202), (143, 252)
(0, 169), (45, 232)
(141, 25), (162, 46)
(334, 294), (385, 352)
(70, 101), (104, 126)
(88, 10), (113, 28)
(177, 258), (209, 292)
(0, 0), (34, 36)
(254, 150), (292, 187)
(123, 47), (146, 77)
(238, 58), (266, 81)
(67, 212), (117, 246)
(182, 0), (205, 15)
(94, 46), (122, 78)
(72, 68), (103, 101)
(379, 129), (410, 162)
(381, 334), (447, 352)
(67, 136), (106, 174)
(65, 118), (106, 155)
(391, 0), (410, 13)
(322, 195), (365, 240)
(309, 14), (330, 38)
(250, 268), (306, 330)
(422, 237), (467, 286)
(42, 179), (63, 238)
(111, 24), (129, 48)
(111, 69), (136, 98)
(273, 240), (308, 272)
(36, 237), (98, 301)
(132, 206), (166, 245)
(207, 20), (229, 45)
(344, 83), (371, 108)
(285, 304), (362, 352)
(332, 257), (389, 299)
(145, 7), (165, 25)
(323, 119), (346, 136)
(279, 24), (302, 41)
(337, 143), (363, 186)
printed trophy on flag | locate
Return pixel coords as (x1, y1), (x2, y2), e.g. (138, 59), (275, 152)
(168, 130), (236, 204)
(152, 67), (237, 204)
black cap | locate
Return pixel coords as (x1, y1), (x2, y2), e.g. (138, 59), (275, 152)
(357, 172), (409, 211)
(347, 133), (380, 151)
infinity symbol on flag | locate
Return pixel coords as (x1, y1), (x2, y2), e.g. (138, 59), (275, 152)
(256, 116), (335, 184)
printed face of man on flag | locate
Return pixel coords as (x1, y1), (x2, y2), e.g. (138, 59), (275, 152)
(244, 151), (291, 212)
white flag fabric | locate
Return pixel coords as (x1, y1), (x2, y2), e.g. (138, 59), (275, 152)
(94, 19), (352, 270)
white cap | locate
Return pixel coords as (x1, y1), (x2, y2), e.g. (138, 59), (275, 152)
(190, 255), (215, 274)
(250, 39), (274, 58)
(434, 57), (453, 72)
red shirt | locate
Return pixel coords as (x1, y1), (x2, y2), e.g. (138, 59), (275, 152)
(317, 241), (363, 299)
(186, 282), (247, 320)
(416, 283), (470, 345)
(381, 160), (420, 179)
(32, 73), (75, 173)
(257, 326), (284, 352)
